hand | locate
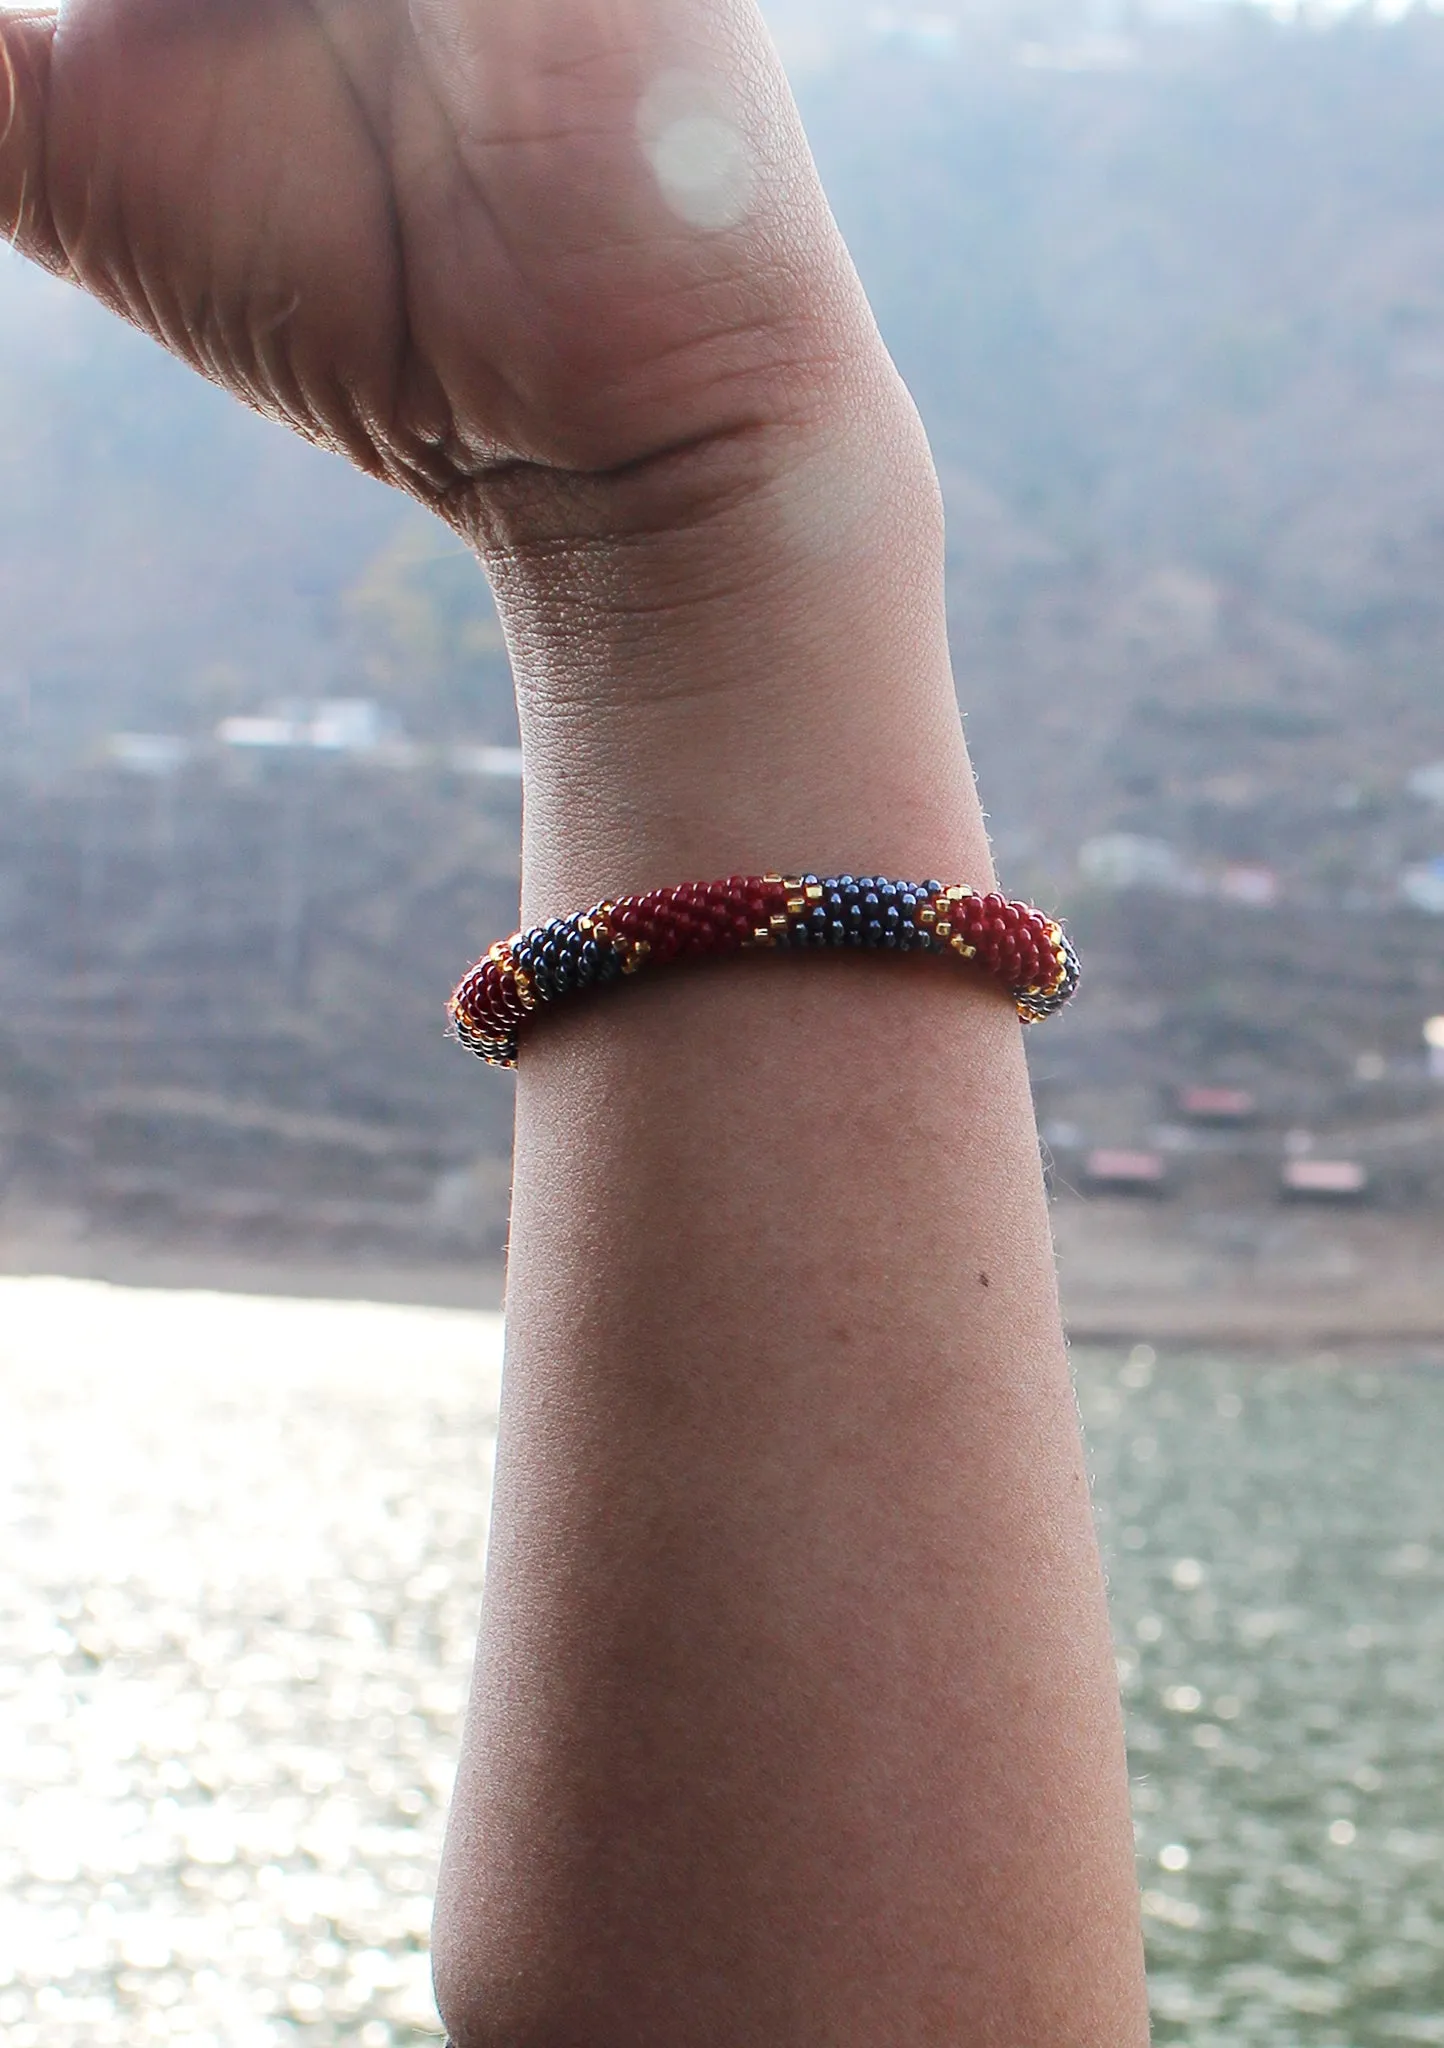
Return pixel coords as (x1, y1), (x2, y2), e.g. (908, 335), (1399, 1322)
(1, 0), (875, 538)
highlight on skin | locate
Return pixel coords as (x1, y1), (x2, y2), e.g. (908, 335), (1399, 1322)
(639, 70), (756, 231)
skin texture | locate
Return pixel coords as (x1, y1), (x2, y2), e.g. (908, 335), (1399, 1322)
(1, 1), (1152, 2041)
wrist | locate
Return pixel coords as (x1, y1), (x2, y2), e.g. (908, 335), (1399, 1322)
(514, 671), (990, 926)
(479, 386), (994, 917)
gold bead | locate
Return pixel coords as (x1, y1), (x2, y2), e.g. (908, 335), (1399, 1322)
(918, 906), (937, 926)
(805, 884), (825, 903)
(769, 914), (789, 934)
(763, 872), (785, 885)
(753, 926), (774, 947)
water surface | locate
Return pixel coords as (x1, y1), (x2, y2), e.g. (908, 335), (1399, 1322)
(3, 1279), (1443, 2043)
(1079, 1342), (1444, 2045)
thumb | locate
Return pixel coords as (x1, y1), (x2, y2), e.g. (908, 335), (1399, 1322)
(0, 10), (61, 270)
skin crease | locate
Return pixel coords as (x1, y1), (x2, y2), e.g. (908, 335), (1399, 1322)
(0, 1), (1151, 2042)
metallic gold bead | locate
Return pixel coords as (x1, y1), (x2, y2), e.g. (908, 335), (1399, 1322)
(918, 906), (937, 926)
(936, 921), (953, 940)
(763, 872), (785, 885)
(786, 896), (806, 915)
(514, 969), (537, 1010)
(805, 884), (825, 903)
(769, 913), (788, 933)
(753, 926), (774, 947)
(623, 941), (651, 975)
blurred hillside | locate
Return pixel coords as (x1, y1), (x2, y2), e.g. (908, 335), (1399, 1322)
(2, 9), (1443, 1270)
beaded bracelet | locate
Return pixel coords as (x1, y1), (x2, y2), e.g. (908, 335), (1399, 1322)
(449, 873), (1080, 1069)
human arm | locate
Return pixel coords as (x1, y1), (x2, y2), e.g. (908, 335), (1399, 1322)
(0, 1), (1149, 2038)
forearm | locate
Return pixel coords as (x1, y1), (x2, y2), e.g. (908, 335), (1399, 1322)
(434, 408), (1148, 2045)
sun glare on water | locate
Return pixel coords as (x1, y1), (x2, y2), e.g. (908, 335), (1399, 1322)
(0, 1278), (504, 2047)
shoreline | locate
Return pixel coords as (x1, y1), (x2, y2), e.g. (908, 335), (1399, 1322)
(0, 1228), (505, 1315)
(2, 1206), (1441, 1353)
(1051, 1203), (1444, 1354)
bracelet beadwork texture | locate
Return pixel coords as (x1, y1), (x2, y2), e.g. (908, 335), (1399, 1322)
(449, 874), (1081, 1070)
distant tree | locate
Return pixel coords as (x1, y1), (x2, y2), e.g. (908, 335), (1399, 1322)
(342, 519), (515, 739)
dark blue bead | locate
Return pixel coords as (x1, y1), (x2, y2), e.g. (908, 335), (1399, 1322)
(883, 931), (899, 949)
(828, 920), (846, 945)
(865, 918), (883, 940)
(884, 905), (901, 928)
(802, 874), (820, 888)
(836, 874), (855, 890)
(863, 891), (880, 911)
(923, 879), (943, 897)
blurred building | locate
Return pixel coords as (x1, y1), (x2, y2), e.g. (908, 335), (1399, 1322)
(217, 700), (391, 753)
(1079, 834), (1199, 895)
(1407, 761), (1444, 808)
(1400, 860), (1444, 916)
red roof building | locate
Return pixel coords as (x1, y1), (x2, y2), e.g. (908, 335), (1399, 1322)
(1178, 1086), (1258, 1124)
(1084, 1149), (1168, 1193)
